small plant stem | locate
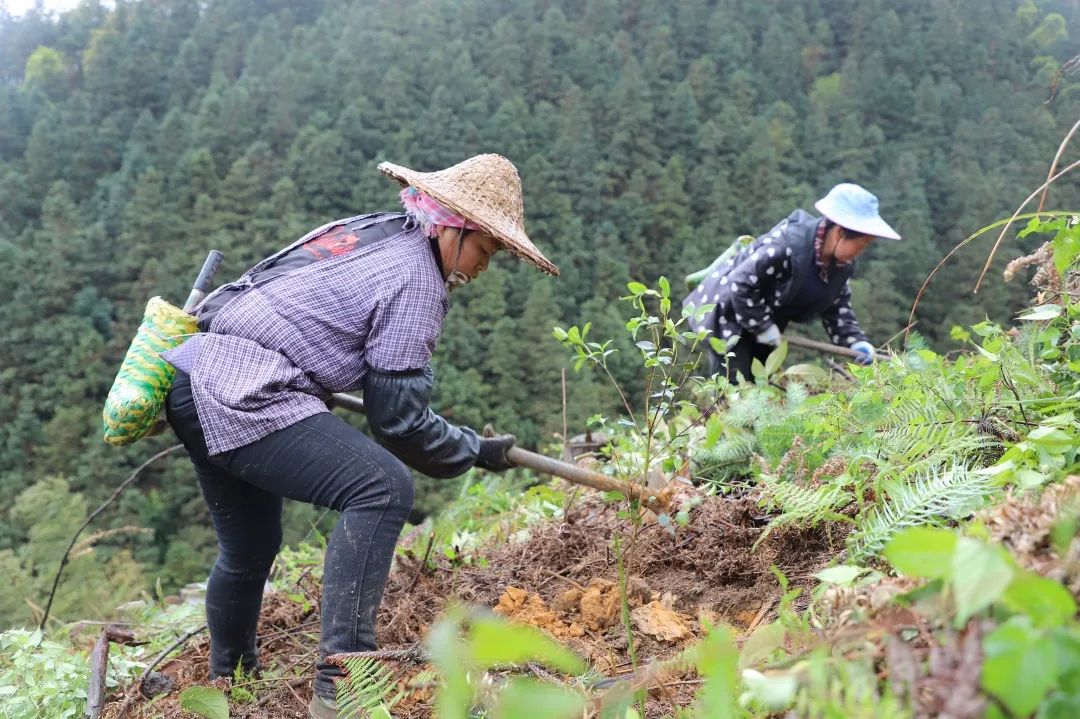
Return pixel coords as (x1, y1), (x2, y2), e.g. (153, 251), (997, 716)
(614, 536), (637, 672)
(561, 367), (569, 461)
(999, 365), (1031, 425)
(651, 364), (710, 456)
(599, 358), (638, 426)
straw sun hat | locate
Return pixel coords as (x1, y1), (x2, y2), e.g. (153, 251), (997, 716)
(378, 154), (559, 275)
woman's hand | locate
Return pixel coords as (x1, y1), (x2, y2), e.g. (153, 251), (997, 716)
(755, 324), (782, 347)
(850, 341), (876, 365)
(476, 434), (516, 471)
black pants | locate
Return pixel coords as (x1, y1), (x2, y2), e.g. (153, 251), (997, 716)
(165, 372), (413, 700)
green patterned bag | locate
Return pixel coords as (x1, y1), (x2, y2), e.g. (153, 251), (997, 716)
(102, 297), (198, 446)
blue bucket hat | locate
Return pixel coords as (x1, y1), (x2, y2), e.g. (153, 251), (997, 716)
(814, 183), (901, 241)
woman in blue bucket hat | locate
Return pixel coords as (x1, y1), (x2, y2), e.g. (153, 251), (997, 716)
(683, 183), (900, 381)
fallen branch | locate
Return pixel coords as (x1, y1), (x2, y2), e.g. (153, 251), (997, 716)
(141, 623), (209, 681)
(746, 596), (777, 634)
(40, 444), (184, 631)
(114, 623), (208, 719)
(326, 643), (430, 666)
(87, 626), (137, 719)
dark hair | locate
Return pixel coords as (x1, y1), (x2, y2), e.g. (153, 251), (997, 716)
(825, 220), (870, 241)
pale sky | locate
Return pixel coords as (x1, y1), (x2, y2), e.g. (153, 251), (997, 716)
(3, 0), (85, 17)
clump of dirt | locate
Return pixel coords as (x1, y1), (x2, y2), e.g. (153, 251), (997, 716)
(631, 601), (694, 642)
(494, 585), (586, 638)
(981, 474), (1080, 595)
(106, 489), (846, 718)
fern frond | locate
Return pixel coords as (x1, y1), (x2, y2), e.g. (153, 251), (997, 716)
(692, 432), (756, 483)
(337, 656), (402, 718)
(753, 475), (852, 549)
(759, 475), (852, 525)
(855, 422), (992, 481)
(785, 381), (809, 410)
(755, 422), (805, 466)
(409, 668), (439, 688)
(847, 465), (998, 561)
(722, 398), (761, 429)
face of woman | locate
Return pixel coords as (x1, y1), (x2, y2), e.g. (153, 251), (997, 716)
(829, 227), (875, 263)
(437, 227), (501, 282)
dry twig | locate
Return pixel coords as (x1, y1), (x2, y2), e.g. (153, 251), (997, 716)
(40, 444), (184, 631)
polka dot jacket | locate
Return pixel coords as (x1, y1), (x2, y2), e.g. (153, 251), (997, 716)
(683, 209), (870, 350)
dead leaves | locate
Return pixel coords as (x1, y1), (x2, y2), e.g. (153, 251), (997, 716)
(631, 601), (693, 642)
(495, 579), (696, 646)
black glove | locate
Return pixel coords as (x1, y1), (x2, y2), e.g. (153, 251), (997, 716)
(476, 434), (516, 472)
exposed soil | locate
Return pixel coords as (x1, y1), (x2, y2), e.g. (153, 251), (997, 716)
(981, 474), (1080, 596)
(104, 489), (846, 718)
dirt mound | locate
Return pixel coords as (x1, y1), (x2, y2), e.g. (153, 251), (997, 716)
(106, 491), (844, 718)
(981, 474), (1080, 595)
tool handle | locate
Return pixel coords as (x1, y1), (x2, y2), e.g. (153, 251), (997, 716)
(329, 392), (367, 413)
(183, 250), (225, 312)
(784, 334), (891, 363)
(328, 392), (666, 507)
(505, 446), (663, 507)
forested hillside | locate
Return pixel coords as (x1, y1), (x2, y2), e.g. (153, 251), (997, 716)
(1, 0), (1078, 628)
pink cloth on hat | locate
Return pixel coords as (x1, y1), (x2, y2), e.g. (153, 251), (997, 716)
(400, 187), (482, 237)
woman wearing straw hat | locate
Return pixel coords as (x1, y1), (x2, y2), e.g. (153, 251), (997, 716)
(160, 154), (557, 718)
(683, 183), (900, 382)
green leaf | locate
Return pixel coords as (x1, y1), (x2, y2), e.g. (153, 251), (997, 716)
(739, 669), (798, 712)
(750, 357), (766, 381)
(1051, 629), (1080, 694)
(1053, 227), (1080, 274)
(470, 615), (584, 674)
(627, 281), (648, 296)
(1038, 692), (1080, 719)
(814, 565), (867, 587)
(1017, 304), (1063, 321)
(179, 687), (229, 719)
(763, 341), (788, 377)
(952, 537), (1014, 624)
(426, 611), (471, 719)
(883, 527), (958, 579)
(738, 622), (786, 669)
(784, 363), (828, 382)
(692, 626), (740, 719)
(1002, 572), (1077, 628)
(950, 326), (972, 342)
(1051, 510), (1080, 557)
(983, 616), (1058, 717)
(493, 678), (584, 719)
(658, 276), (671, 299)
(704, 413), (724, 449)
(1027, 426), (1074, 453)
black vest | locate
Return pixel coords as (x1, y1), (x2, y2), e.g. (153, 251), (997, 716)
(774, 211), (855, 327)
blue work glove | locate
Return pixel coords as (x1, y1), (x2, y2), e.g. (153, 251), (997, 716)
(850, 341), (876, 365)
(755, 324), (782, 347)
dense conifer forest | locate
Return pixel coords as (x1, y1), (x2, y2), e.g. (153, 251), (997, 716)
(1, 0), (1078, 628)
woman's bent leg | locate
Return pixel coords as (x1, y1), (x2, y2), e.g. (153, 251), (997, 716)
(217, 412), (414, 701)
(166, 373), (282, 678)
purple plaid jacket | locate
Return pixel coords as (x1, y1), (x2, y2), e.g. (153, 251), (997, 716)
(162, 213), (448, 456)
